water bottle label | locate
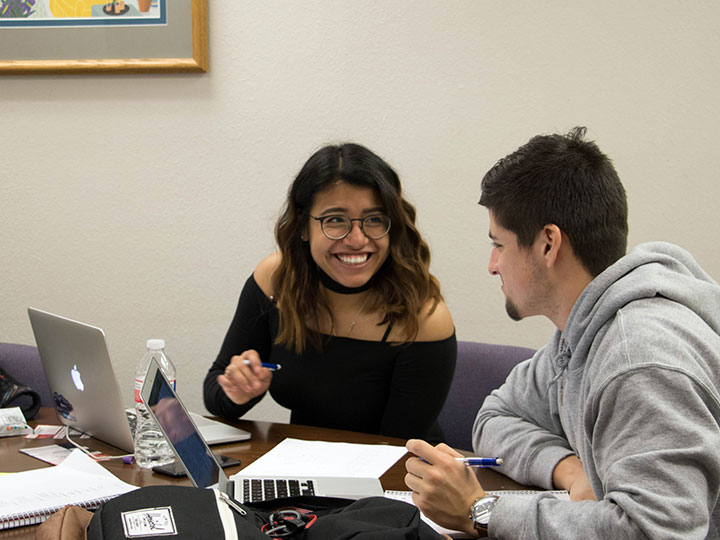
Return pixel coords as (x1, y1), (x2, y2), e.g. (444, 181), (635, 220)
(134, 377), (176, 403)
(134, 378), (144, 404)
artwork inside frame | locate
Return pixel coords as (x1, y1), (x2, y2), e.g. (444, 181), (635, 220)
(0, 0), (208, 74)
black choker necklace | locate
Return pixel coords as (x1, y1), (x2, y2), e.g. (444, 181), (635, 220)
(317, 267), (373, 294)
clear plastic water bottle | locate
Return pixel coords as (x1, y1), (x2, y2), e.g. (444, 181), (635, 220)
(133, 339), (176, 468)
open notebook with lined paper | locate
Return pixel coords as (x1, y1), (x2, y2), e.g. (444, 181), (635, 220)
(0, 449), (136, 530)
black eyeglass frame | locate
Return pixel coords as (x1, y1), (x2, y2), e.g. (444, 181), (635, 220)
(309, 214), (391, 240)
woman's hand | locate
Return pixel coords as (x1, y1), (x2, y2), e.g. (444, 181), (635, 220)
(217, 349), (273, 405)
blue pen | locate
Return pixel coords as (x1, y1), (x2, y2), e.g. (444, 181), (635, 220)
(456, 457), (503, 467)
(242, 359), (282, 371)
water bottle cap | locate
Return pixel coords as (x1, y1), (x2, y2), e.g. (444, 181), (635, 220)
(146, 339), (165, 350)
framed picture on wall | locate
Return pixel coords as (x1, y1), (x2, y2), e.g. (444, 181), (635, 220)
(0, 0), (207, 74)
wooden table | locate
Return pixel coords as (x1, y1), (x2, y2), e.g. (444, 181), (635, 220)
(1, 408), (525, 538)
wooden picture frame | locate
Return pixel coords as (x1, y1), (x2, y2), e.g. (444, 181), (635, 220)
(0, 0), (207, 74)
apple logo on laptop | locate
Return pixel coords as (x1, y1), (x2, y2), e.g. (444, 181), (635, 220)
(71, 364), (85, 391)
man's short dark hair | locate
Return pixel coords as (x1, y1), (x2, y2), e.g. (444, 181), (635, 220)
(479, 127), (628, 277)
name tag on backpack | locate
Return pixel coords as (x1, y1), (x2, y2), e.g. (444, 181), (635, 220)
(121, 507), (178, 537)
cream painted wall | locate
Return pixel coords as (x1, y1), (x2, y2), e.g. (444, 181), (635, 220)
(2, 2), (718, 423)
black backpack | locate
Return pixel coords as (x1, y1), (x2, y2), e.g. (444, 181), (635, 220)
(86, 485), (446, 540)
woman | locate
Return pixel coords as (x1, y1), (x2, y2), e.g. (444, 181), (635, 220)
(203, 143), (456, 441)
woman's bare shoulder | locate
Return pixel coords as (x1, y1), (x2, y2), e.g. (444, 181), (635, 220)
(415, 299), (455, 342)
(253, 252), (281, 298)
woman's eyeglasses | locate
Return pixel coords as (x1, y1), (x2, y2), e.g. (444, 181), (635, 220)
(310, 214), (391, 240)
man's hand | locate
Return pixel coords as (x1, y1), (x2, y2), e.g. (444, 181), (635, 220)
(552, 454), (596, 501)
(404, 439), (486, 537)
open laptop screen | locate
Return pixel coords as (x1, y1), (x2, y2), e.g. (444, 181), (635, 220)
(142, 359), (222, 488)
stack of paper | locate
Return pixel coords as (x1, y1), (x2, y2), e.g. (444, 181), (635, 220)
(236, 437), (408, 478)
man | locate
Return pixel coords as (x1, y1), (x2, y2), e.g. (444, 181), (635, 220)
(405, 127), (720, 539)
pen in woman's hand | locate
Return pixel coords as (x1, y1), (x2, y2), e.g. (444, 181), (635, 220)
(456, 457), (503, 467)
(242, 359), (282, 371)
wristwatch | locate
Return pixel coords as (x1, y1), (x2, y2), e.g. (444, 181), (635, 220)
(469, 495), (498, 532)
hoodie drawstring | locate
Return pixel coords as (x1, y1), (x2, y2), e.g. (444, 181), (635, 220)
(544, 338), (571, 398)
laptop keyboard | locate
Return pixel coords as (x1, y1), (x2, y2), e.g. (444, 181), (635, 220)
(125, 409), (137, 436)
(128, 407), (315, 503)
(240, 478), (316, 503)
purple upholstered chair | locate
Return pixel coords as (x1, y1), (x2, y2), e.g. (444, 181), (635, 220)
(0, 342), (53, 417)
(437, 341), (535, 451)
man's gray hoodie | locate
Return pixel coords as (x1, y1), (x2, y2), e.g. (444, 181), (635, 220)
(473, 242), (720, 539)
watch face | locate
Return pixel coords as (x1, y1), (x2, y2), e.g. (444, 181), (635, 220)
(472, 496), (498, 526)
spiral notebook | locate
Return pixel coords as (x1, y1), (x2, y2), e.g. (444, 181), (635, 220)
(0, 449), (136, 530)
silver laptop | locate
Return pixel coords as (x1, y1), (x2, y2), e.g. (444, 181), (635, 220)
(141, 357), (383, 502)
(27, 307), (250, 452)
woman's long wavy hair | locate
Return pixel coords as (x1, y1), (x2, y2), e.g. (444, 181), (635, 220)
(272, 143), (443, 353)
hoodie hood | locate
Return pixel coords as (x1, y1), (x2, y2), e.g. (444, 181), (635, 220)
(558, 241), (720, 375)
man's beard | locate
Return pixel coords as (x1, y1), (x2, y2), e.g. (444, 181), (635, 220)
(505, 299), (522, 321)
